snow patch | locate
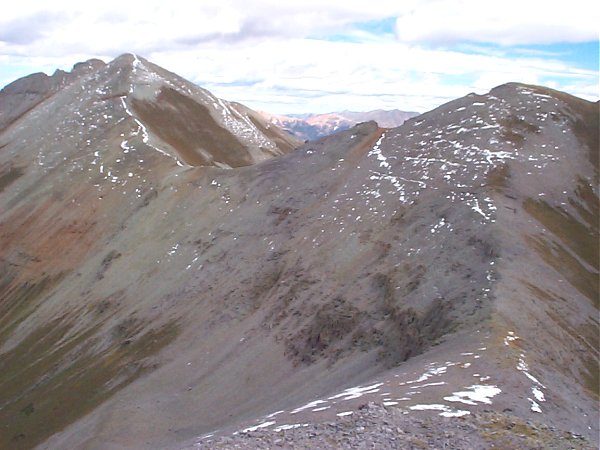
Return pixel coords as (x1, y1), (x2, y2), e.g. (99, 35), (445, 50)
(517, 353), (546, 412)
(406, 364), (450, 385)
(273, 423), (310, 432)
(240, 421), (276, 433)
(328, 383), (384, 401)
(443, 385), (501, 406)
(409, 404), (470, 418)
(290, 400), (327, 414)
(504, 331), (519, 346)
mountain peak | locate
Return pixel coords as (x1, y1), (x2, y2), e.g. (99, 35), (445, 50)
(111, 52), (145, 66)
(105, 53), (161, 88)
(0, 58), (107, 131)
(1, 54), (300, 169)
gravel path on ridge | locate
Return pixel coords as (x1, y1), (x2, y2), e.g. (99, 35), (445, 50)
(190, 403), (594, 450)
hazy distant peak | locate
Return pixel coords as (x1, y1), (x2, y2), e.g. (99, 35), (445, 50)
(261, 108), (420, 141)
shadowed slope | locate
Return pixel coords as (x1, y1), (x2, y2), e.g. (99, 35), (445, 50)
(132, 87), (251, 167)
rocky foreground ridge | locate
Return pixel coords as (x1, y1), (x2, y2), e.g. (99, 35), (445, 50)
(0, 55), (597, 449)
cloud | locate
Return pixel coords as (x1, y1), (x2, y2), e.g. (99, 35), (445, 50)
(394, 0), (599, 45)
(0, 11), (69, 45)
(146, 38), (597, 114)
(1, 1), (596, 56)
(0, 1), (407, 56)
(0, 1), (597, 114)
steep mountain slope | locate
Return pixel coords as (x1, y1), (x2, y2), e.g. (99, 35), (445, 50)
(0, 70), (597, 450)
(0, 54), (299, 171)
(261, 109), (418, 141)
(0, 59), (106, 132)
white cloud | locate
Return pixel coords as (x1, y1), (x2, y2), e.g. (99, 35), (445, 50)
(7, 0), (594, 55)
(394, 0), (599, 45)
(0, 1), (597, 114)
(144, 39), (597, 114)
(0, 1), (407, 56)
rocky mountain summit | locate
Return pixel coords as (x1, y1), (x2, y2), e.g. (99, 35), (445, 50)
(0, 54), (298, 170)
(260, 109), (418, 141)
(0, 54), (597, 450)
(0, 58), (106, 132)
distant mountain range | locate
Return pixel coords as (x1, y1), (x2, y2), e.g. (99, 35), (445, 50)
(260, 109), (419, 141)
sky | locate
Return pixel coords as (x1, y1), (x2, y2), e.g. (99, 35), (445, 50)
(0, 0), (598, 114)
